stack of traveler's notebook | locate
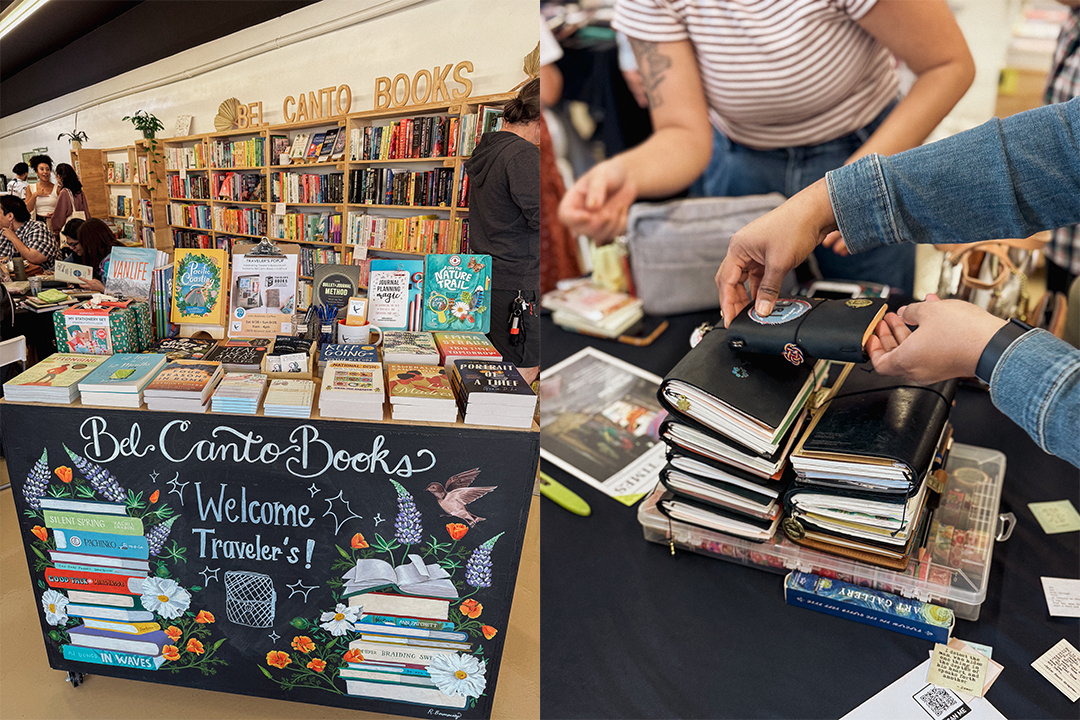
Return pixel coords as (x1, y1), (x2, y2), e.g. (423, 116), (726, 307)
(655, 324), (829, 542)
(782, 362), (957, 570)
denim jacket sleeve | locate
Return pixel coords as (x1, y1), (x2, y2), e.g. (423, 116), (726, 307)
(825, 98), (1080, 468)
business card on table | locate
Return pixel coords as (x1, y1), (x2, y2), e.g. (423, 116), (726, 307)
(1041, 577), (1080, 618)
(1031, 639), (1080, 703)
(1028, 500), (1080, 534)
(928, 643), (989, 697)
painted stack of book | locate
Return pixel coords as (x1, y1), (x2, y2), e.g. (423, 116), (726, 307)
(386, 364), (458, 423)
(341, 557), (468, 709)
(433, 331), (501, 369)
(382, 331), (440, 365)
(264, 378), (315, 418)
(317, 343), (379, 373)
(318, 362), (385, 421)
(143, 359), (224, 414)
(76, 353), (168, 409)
(450, 360), (537, 429)
(210, 372), (268, 414)
(3, 353), (109, 404)
(40, 497), (169, 671)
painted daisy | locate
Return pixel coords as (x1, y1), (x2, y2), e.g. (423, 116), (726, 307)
(140, 576), (192, 620)
(451, 301), (471, 321)
(318, 603), (360, 636)
(428, 652), (487, 698)
(41, 590), (69, 626)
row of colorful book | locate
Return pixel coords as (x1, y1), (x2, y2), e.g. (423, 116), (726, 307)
(345, 213), (468, 256)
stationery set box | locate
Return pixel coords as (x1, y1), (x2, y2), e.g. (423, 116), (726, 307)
(53, 301), (153, 355)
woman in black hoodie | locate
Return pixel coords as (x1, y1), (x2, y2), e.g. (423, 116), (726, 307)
(463, 77), (541, 383)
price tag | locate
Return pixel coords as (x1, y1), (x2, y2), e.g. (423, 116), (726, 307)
(275, 202), (286, 216)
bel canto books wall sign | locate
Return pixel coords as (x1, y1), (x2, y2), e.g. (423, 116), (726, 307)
(5, 405), (537, 718)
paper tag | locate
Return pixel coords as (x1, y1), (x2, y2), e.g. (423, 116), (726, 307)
(1041, 577), (1080, 618)
(1028, 500), (1080, 534)
(180, 167), (187, 181)
(947, 638), (1003, 697)
(928, 643), (989, 697)
(275, 202), (286, 216)
(1032, 639), (1080, 702)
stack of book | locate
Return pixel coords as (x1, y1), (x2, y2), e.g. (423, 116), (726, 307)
(782, 363), (957, 570)
(23, 289), (77, 314)
(143, 360), (224, 413)
(383, 331), (441, 365)
(40, 497), (169, 671)
(542, 283), (644, 339)
(432, 331), (500, 369)
(655, 325), (828, 542)
(450, 360), (536, 429)
(264, 378), (315, 418)
(340, 556), (468, 709)
(204, 344), (268, 373)
(3, 354), (109, 404)
(317, 343), (379, 373)
(386, 364), (457, 423)
(210, 373), (268, 415)
(76, 354), (169, 409)
(318, 362), (385, 421)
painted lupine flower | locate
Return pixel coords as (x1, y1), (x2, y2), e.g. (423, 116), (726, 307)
(145, 516), (177, 556)
(390, 479), (422, 545)
(23, 449), (50, 510)
(63, 445), (125, 502)
(465, 532), (503, 589)
(428, 652), (487, 698)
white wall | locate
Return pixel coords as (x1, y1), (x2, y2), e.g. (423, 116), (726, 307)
(0, 0), (537, 170)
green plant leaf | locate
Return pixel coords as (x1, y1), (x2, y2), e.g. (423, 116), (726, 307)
(259, 664), (274, 679)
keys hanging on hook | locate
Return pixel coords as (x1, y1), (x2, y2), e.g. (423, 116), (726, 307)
(509, 291), (526, 346)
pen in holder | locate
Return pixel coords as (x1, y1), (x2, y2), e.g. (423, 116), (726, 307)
(315, 303), (337, 345)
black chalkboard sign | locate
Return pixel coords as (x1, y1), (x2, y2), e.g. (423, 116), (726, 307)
(2, 403), (538, 718)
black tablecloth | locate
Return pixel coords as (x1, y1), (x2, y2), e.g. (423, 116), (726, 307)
(540, 310), (1080, 719)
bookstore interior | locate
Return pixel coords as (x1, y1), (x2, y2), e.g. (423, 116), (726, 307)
(0, 1), (539, 719)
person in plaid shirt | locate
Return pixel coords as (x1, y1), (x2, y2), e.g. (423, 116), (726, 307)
(0, 195), (58, 272)
(1045, 2), (1080, 293)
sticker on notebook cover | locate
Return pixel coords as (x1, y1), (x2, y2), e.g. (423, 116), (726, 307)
(846, 298), (873, 308)
(782, 343), (804, 366)
(749, 298), (811, 325)
(731, 367), (749, 379)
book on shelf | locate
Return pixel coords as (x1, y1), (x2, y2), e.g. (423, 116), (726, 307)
(367, 265), (411, 331)
(370, 258), (424, 330)
(318, 343), (379, 370)
(320, 361), (385, 405)
(143, 360), (223, 411)
(204, 344), (268, 372)
(329, 126), (348, 160)
(451, 360), (536, 428)
(270, 135), (291, 162)
(318, 128), (338, 162)
(433, 331), (500, 369)
(382, 331), (440, 365)
(386, 364), (455, 407)
(305, 132), (326, 160)
(289, 133), (310, 159)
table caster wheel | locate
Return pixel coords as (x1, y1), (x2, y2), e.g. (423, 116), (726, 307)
(66, 671), (85, 688)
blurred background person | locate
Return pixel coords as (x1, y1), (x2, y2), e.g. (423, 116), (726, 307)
(7, 163), (29, 200)
(65, 218), (122, 293)
(50, 162), (91, 238)
(24, 154), (58, 225)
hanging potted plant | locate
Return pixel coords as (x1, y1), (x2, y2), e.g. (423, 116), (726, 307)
(57, 113), (88, 151)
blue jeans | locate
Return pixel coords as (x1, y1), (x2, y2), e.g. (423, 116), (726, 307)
(828, 98), (1080, 467)
(690, 103), (915, 293)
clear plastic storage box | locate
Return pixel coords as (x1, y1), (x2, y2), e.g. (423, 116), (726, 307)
(639, 443), (1013, 620)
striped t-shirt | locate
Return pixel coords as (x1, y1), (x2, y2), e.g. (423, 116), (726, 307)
(612, 0), (899, 150)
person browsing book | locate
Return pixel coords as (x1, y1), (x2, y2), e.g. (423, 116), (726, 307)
(50, 163), (91, 238)
(715, 98), (1080, 468)
(66, 218), (123, 293)
(464, 77), (541, 383)
(558, 0), (975, 294)
(0, 195), (59, 272)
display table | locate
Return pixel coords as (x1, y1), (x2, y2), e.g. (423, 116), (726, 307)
(2, 398), (538, 720)
(540, 310), (1079, 719)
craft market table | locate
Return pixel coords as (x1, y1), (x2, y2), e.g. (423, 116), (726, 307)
(539, 309), (1079, 720)
(2, 397), (538, 720)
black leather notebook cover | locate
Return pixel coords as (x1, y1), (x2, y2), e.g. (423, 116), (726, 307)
(727, 297), (887, 364)
(659, 415), (794, 464)
(796, 363), (957, 480)
(657, 325), (818, 431)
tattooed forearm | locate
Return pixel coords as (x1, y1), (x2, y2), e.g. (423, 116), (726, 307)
(628, 38), (672, 109)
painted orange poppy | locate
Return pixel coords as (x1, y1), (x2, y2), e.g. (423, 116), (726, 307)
(350, 532), (369, 549)
(446, 523), (468, 540)
(459, 599), (483, 619)
(186, 638), (204, 654)
(195, 610), (215, 624)
(342, 648), (364, 663)
(267, 650), (292, 669)
(55, 466), (72, 483)
(164, 626), (182, 642)
(162, 645), (180, 662)
(307, 658), (327, 673)
(31, 526), (47, 542)
(482, 625), (498, 640)
(291, 635), (315, 654)
(149, 490), (160, 504)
